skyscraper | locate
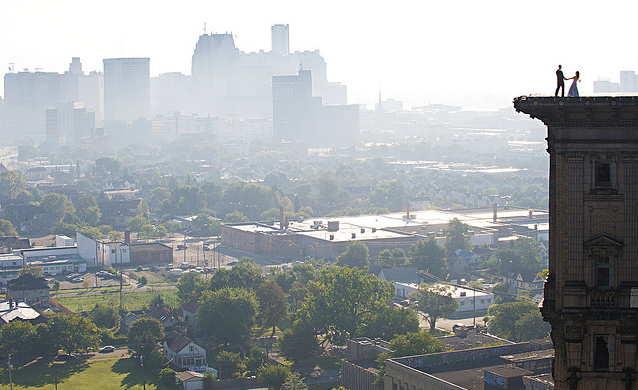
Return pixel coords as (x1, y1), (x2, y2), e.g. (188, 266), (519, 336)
(515, 96), (638, 390)
(272, 69), (320, 143)
(103, 58), (150, 122)
(271, 24), (289, 55)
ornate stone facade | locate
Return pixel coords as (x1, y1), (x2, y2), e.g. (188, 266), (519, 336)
(514, 96), (638, 390)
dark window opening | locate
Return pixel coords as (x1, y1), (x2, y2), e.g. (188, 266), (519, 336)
(594, 336), (610, 371)
(595, 253), (612, 288)
(596, 162), (612, 186)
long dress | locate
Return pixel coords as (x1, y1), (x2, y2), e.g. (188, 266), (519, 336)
(568, 78), (579, 97)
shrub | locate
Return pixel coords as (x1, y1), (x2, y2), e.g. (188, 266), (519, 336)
(257, 364), (290, 390)
(203, 370), (217, 389)
(137, 265), (143, 272)
(158, 368), (176, 385)
(139, 275), (148, 285)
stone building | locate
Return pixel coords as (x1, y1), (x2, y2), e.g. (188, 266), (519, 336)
(514, 96), (638, 390)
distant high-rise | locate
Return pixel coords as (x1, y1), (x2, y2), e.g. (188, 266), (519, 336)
(271, 24), (289, 55)
(273, 69), (320, 142)
(103, 58), (150, 122)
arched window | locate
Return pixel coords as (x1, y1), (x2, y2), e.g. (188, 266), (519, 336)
(594, 335), (609, 372)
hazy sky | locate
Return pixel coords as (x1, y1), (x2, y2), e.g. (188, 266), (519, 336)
(2, 0), (637, 110)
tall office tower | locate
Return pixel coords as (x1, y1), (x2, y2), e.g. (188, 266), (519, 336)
(515, 96), (638, 390)
(103, 58), (150, 121)
(271, 24), (289, 55)
(620, 71), (638, 93)
(272, 69), (321, 143)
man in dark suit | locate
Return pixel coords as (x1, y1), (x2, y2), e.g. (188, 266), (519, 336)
(555, 65), (566, 97)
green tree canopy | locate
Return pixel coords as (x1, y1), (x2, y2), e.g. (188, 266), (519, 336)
(127, 317), (165, 358)
(0, 320), (37, 363)
(176, 271), (205, 304)
(88, 304), (120, 328)
(442, 218), (472, 253)
(369, 179), (406, 211)
(487, 301), (550, 341)
(296, 265), (394, 344)
(336, 241), (370, 269)
(208, 258), (264, 292)
(257, 364), (291, 390)
(0, 219), (18, 237)
(409, 237), (447, 277)
(409, 283), (459, 331)
(197, 287), (259, 343)
(48, 313), (100, 354)
(40, 193), (75, 220)
(365, 304), (420, 340)
(257, 280), (287, 336)
(388, 329), (446, 357)
(0, 170), (27, 198)
(496, 237), (544, 273)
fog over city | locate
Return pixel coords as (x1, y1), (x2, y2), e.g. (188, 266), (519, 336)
(2, 0), (638, 109)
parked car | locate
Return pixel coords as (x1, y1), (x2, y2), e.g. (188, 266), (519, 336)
(0, 287), (6, 294)
(66, 273), (80, 280)
(227, 261), (238, 266)
(99, 346), (115, 353)
(180, 262), (190, 270)
(71, 277), (84, 283)
(177, 244), (187, 250)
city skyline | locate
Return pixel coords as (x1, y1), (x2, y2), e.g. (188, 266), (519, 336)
(2, 0), (638, 110)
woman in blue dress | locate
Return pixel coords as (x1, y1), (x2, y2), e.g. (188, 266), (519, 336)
(568, 71), (580, 97)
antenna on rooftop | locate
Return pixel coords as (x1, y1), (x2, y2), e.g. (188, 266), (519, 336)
(203, 23), (206, 33)
(8, 63), (14, 73)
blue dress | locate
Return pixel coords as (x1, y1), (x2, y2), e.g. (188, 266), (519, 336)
(568, 79), (579, 97)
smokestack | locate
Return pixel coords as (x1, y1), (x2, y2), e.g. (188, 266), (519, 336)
(493, 203), (498, 222)
(279, 206), (284, 230)
(124, 229), (130, 245)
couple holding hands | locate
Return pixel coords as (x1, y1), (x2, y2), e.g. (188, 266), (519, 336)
(555, 65), (580, 97)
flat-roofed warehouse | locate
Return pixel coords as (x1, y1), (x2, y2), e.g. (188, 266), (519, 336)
(220, 207), (548, 259)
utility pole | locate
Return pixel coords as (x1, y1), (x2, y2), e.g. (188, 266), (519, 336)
(8, 353), (13, 390)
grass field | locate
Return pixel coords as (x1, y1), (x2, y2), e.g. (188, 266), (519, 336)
(0, 357), (178, 390)
(52, 289), (179, 312)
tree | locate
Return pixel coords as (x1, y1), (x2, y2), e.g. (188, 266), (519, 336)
(158, 368), (177, 385)
(89, 304), (120, 328)
(0, 170), (27, 199)
(281, 372), (308, 390)
(496, 237), (544, 272)
(82, 278), (91, 290)
(409, 283), (459, 331)
(378, 248), (409, 269)
(369, 179), (406, 211)
(19, 264), (44, 278)
(108, 230), (124, 242)
(203, 370), (217, 389)
(487, 301), (550, 341)
(215, 350), (246, 379)
(40, 193), (75, 220)
(197, 287), (258, 343)
(190, 214), (221, 236)
(257, 280), (287, 336)
(76, 195), (102, 226)
(388, 329), (446, 357)
(128, 317), (165, 359)
(277, 323), (317, 361)
(0, 219), (18, 237)
(47, 313), (100, 354)
(0, 320), (37, 363)
(336, 241), (370, 269)
(177, 271), (205, 303)
(296, 266), (394, 344)
(366, 304), (420, 340)
(225, 210), (249, 223)
(208, 258), (264, 292)
(257, 364), (291, 390)
(78, 225), (102, 240)
(169, 185), (207, 215)
(409, 237), (447, 277)
(442, 218), (471, 253)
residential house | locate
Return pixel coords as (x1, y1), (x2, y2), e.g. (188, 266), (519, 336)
(144, 307), (176, 332)
(6, 273), (50, 308)
(174, 371), (204, 390)
(163, 332), (207, 370)
(0, 300), (44, 327)
(179, 298), (199, 330)
(503, 269), (545, 295)
(377, 267), (421, 299)
(447, 250), (483, 276)
(121, 312), (142, 334)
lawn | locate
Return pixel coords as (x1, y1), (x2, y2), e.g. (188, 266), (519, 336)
(53, 289), (179, 312)
(0, 357), (178, 390)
